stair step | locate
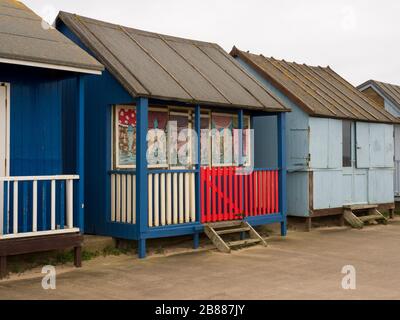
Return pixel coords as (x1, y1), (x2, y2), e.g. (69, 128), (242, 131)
(358, 214), (385, 222)
(206, 221), (243, 229)
(217, 227), (250, 235)
(343, 204), (377, 211)
(227, 239), (261, 247)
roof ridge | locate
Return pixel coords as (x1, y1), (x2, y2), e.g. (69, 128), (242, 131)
(59, 11), (217, 48)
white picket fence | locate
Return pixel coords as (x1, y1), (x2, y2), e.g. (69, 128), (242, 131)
(0, 175), (80, 239)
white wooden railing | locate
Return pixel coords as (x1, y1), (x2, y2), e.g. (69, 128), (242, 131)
(0, 175), (80, 239)
(111, 173), (137, 224)
(148, 171), (196, 227)
(110, 170), (196, 227)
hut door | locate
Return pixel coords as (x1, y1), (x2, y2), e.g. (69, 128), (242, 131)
(343, 122), (368, 205)
(0, 84), (9, 235)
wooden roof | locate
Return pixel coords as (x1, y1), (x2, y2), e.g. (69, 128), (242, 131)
(358, 80), (400, 110)
(0, 0), (103, 73)
(57, 12), (289, 111)
(231, 47), (398, 124)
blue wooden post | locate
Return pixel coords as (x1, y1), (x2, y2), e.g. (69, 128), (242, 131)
(136, 97), (149, 258)
(76, 75), (85, 233)
(193, 105), (201, 249)
(277, 112), (287, 236)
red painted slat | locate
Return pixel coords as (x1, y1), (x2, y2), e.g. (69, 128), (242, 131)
(275, 171), (279, 213)
(229, 167), (233, 220)
(271, 170), (275, 213)
(263, 170), (267, 214)
(200, 168), (204, 223)
(249, 172), (254, 216)
(267, 171), (271, 213)
(239, 169), (243, 218)
(223, 167), (228, 221)
(260, 171), (262, 214)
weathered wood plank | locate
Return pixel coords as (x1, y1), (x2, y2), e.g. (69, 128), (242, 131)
(204, 225), (231, 253)
(344, 209), (364, 229)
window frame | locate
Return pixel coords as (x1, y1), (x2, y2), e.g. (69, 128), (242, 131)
(342, 120), (353, 168)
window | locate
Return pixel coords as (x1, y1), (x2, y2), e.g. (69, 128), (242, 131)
(342, 120), (352, 167)
(148, 109), (169, 168)
(200, 112), (251, 167)
(169, 111), (192, 168)
(114, 106), (251, 169)
(114, 105), (137, 169)
(114, 105), (193, 169)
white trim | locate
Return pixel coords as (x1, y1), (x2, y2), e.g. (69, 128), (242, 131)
(0, 83), (10, 177)
(0, 175), (79, 182)
(0, 58), (102, 75)
(0, 228), (80, 240)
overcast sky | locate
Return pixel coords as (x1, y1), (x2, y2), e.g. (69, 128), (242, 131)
(23, 0), (400, 86)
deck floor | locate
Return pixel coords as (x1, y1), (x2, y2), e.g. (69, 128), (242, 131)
(1, 220), (400, 299)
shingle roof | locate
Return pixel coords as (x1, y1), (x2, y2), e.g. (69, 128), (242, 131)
(0, 0), (103, 73)
(358, 80), (400, 109)
(56, 12), (288, 111)
(231, 47), (398, 124)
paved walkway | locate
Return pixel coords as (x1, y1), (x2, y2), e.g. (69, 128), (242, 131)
(1, 221), (400, 300)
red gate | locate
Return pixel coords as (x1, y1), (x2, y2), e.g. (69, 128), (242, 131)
(200, 167), (279, 223)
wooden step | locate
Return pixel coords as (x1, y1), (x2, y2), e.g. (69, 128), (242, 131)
(358, 214), (386, 223)
(343, 204), (378, 211)
(217, 227), (250, 235)
(227, 239), (261, 248)
(204, 221), (267, 253)
(206, 221), (242, 229)
(344, 209), (364, 229)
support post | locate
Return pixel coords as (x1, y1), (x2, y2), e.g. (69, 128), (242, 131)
(76, 75), (85, 233)
(277, 112), (287, 236)
(238, 109), (244, 167)
(74, 246), (82, 268)
(0, 256), (6, 279)
(136, 97), (149, 258)
(194, 105), (201, 249)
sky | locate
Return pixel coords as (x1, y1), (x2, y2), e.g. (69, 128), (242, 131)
(22, 0), (400, 86)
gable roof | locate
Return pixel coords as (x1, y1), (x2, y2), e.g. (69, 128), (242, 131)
(56, 12), (288, 111)
(231, 47), (398, 124)
(0, 0), (103, 74)
(358, 80), (400, 109)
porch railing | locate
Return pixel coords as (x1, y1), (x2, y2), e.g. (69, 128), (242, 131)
(0, 175), (80, 239)
(200, 167), (279, 223)
(110, 170), (196, 227)
(110, 168), (279, 227)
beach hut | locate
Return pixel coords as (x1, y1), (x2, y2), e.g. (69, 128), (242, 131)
(0, 0), (103, 277)
(358, 80), (400, 201)
(56, 12), (290, 258)
(231, 47), (398, 230)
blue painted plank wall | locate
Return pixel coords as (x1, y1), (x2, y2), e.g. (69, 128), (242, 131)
(58, 20), (135, 235)
(0, 63), (67, 176)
